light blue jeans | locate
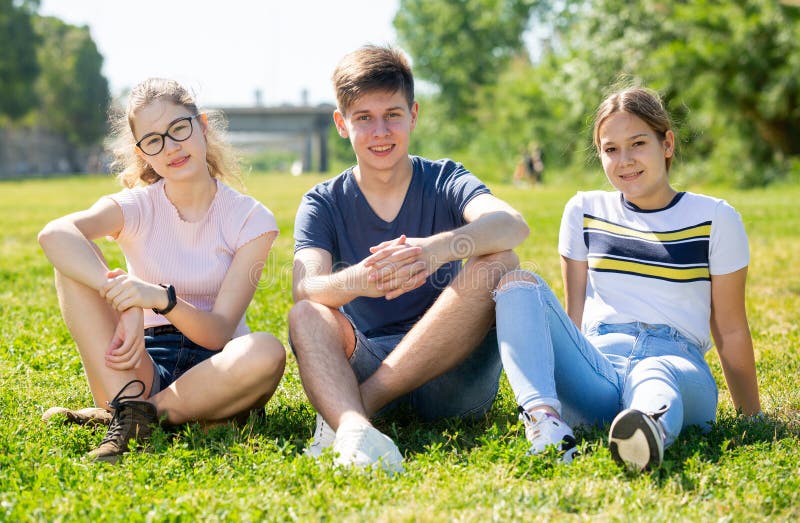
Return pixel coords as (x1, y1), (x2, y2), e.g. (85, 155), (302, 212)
(494, 273), (718, 447)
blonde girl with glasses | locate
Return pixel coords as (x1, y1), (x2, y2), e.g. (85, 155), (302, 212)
(38, 78), (285, 463)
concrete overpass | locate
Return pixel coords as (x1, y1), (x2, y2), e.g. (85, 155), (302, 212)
(218, 104), (335, 172)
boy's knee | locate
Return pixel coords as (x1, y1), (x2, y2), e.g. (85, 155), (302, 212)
(288, 300), (325, 332)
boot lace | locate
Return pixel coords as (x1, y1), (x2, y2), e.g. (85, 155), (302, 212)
(100, 379), (147, 446)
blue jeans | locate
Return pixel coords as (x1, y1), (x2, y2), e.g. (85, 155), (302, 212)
(145, 328), (216, 394)
(349, 327), (502, 421)
(494, 274), (718, 447)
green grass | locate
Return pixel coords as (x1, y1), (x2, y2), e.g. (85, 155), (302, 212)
(1, 172), (799, 521)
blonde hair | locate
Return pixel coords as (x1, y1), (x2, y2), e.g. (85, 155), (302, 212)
(332, 45), (414, 115)
(107, 78), (242, 188)
(592, 87), (675, 172)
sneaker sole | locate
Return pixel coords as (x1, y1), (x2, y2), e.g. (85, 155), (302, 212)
(609, 409), (663, 472)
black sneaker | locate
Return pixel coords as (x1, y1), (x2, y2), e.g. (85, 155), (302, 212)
(609, 407), (667, 472)
(88, 380), (158, 464)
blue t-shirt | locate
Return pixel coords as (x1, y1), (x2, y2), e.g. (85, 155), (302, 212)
(294, 156), (490, 337)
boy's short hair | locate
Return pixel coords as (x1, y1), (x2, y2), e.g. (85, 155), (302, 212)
(332, 45), (415, 115)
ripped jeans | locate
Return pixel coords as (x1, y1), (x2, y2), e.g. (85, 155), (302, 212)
(493, 272), (718, 447)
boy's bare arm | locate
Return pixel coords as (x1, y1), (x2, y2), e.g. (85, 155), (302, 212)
(292, 247), (393, 307)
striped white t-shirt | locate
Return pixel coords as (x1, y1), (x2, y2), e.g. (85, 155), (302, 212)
(107, 178), (278, 337)
(559, 190), (749, 351)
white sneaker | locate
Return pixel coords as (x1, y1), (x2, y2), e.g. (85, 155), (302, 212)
(332, 420), (404, 474)
(303, 413), (336, 458)
(519, 407), (578, 463)
(609, 408), (666, 472)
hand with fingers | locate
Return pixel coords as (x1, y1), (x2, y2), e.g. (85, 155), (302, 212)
(105, 307), (146, 371)
(100, 269), (164, 312)
(363, 234), (439, 300)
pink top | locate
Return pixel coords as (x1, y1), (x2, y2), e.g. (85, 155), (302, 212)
(107, 178), (278, 338)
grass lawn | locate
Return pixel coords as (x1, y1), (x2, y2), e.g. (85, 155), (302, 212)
(1, 172), (798, 521)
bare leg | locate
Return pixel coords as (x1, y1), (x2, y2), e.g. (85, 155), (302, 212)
(288, 300), (364, 431)
(150, 332), (286, 424)
(360, 250), (518, 416)
(54, 264), (154, 408)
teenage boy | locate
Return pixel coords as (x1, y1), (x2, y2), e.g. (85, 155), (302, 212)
(290, 45), (529, 472)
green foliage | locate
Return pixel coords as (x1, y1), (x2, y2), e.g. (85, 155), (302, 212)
(395, 0), (543, 149)
(396, 0), (800, 186)
(1, 174), (799, 520)
(33, 16), (109, 149)
(552, 0), (800, 186)
(241, 149), (299, 173)
(0, 0), (40, 120)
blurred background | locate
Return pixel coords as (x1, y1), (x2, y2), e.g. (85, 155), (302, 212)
(1, 0), (799, 186)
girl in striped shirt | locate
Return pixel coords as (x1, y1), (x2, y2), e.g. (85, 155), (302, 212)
(494, 87), (761, 471)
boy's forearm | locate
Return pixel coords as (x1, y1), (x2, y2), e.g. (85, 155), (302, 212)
(430, 211), (529, 264)
(295, 266), (365, 308)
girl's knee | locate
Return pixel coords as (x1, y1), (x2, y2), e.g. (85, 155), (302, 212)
(495, 269), (540, 293)
(233, 332), (286, 380)
(254, 332), (286, 374)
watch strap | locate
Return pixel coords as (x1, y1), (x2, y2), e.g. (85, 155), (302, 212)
(152, 284), (177, 315)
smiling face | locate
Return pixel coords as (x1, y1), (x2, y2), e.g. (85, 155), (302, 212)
(132, 100), (209, 182)
(333, 89), (418, 178)
(597, 111), (676, 209)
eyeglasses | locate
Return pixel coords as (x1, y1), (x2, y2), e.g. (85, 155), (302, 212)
(135, 115), (199, 156)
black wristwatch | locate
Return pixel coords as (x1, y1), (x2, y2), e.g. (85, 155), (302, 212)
(152, 284), (177, 315)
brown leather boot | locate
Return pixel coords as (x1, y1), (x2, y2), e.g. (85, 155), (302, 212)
(42, 406), (113, 426)
(87, 380), (158, 464)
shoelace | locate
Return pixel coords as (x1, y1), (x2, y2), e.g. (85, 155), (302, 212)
(519, 406), (547, 439)
(649, 404), (668, 421)
(100, 379), (147, 445)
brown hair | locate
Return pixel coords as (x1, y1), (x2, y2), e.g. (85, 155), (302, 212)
(107, 78), (242, 188)
(332, 45), (414, 115)
(592, 87), (675, 172)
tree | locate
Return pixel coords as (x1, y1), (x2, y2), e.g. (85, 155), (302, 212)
(546, 0), (800, 185)
(33, 16), (109, 151)
(0, 0), (40, 120)
(394, 0), (544, 149)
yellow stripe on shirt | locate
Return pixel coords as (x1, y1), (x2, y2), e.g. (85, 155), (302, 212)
(588, 257), (710, 281)
(583, 217), (711, 242)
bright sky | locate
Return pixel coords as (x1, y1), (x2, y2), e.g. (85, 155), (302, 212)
(39, 0), (400, 108)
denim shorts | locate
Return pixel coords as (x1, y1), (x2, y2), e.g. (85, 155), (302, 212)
(349, 326), (502, 421)
(145, 325), (217, 394)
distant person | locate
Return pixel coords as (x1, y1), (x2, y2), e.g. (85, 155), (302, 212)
(38, 78), (285, 463)
(493, 87), (761, 471)
(529, 144), (544, 184)
(513, 143), (544, 186)
(289, 45), (528, 472)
